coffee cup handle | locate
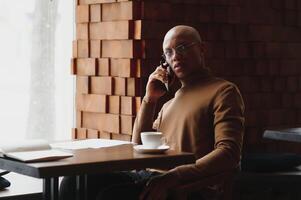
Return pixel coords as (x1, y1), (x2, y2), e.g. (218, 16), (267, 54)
(161, 137), (167, 146)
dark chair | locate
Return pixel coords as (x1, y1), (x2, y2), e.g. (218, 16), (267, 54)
(234, 153), (301, 200)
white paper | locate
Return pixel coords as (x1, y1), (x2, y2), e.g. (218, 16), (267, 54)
(0, 139), (73, 162)
(0, 139), (50, 155)
(6, 149), (73, 162)
(50, 139), (132, 150)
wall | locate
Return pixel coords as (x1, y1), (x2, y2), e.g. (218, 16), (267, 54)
(72, 0), (301, 153)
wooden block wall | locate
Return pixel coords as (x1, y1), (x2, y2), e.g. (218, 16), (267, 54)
(72, 1), (168, 141)
(187, 0), (301, 154)
(72, 0), (301, 154)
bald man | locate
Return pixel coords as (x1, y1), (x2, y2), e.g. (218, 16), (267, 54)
(59, 26), (244, 200)
(132, 25), (244, 200)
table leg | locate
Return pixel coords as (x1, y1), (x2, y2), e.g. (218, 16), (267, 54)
(51, 177), (59, 200)
(76, 174), (87, 200)
(43, 177), (59, 200)
(43, 178), (50, 200)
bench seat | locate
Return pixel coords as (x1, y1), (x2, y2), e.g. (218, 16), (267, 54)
(0, 173), (42, 200)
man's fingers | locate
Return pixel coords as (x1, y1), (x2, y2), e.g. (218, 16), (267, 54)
(156, 66), (168, 73)
(148, 66), (168, 83)
(152, 66), (168, 76)
(149, 73), (168, 83)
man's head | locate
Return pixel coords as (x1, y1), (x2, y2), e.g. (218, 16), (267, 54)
(162, 25), (205, 80)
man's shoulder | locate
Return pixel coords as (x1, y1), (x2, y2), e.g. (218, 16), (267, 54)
(203, 77), (243, 102)
(207, 77), (238, 91)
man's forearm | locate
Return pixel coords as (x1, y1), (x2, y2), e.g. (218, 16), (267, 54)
(169, 140), (241, 184)
(132, 97), (157, 144)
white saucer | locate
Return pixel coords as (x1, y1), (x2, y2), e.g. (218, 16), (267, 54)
(133, 145), (170, 154)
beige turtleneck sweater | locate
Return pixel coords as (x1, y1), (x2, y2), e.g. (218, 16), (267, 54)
(132, 74), (245, 185)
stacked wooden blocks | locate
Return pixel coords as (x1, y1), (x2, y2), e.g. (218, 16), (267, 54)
(72, 0), (301, 153)
(72, 0), (177, 141)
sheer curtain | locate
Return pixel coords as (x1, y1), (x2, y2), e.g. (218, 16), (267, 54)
(0, 0), (74, 141)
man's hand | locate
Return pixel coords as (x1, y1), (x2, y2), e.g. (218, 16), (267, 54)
(144, 66), (169, 103)
(139, 173), (179, 200)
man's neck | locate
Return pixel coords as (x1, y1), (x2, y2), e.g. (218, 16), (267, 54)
(180, 68), (211, 87)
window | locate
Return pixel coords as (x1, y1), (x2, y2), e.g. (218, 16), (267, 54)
(0, 0), (74, 140)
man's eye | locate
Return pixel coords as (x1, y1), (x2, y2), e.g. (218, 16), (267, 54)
(177, 45), (186, 52)
(164, 50), (172, 56)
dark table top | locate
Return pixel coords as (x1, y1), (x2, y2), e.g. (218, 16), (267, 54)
(0, 144), (195, 179)
(263, 128), (301, 143)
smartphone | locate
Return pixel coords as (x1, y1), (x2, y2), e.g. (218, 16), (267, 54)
(160, 56), (175, 91)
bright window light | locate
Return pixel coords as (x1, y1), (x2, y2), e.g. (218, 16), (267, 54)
(0, 0), (74, 141)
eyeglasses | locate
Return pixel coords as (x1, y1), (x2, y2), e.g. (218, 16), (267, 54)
(163, 42), (198, 59)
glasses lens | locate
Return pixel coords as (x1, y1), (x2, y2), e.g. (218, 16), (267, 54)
(164, 43), (196, 58)
(176, 45), (186, 54)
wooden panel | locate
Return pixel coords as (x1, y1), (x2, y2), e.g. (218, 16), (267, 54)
(135, 97), (141, 113)
(121, 96), (134, 115)
(79, 0), (116, 4)
(71, 58), (76, 75)
(90, 76), (113, 95)
(120, 115), (135, 135)
(110, 58), (139, 77)
(82, 112), (120, 134)
(139, 59), (157, 77)
(102, 40), (142, 58)
(135, 97), (142, 111)
(97, 58), (110, 76)
(76, 5), (90, 23)
(83, 112), (104, 131)
(127, 78), (140, 96)
(77, 128), (88, 139)
(76, 76), (90, 94)
(78, 40), (89, 58)
(73, 40), (78, 58)
(118, 59), (153, 78)
(141, 2), (171, 20)
(102, 40), (161, 58)
(90, 4), (101, 22)
(90, 21), (134, 40)
(90, 40), (101, 58)
(104, 114), (120, 133)
(120, 96), (141, 115)
(76, 110), (83, 128)
(99, 131), (111, 139)
(76, 23), (89, 40)
(102, 1), (140, 21)
(87, 129), (99, 138)
(142, 40), (162, 58)
(111, 133), (131, 141)
(113, 77), (126, 95)
(76, 94), (107, 113)
(72, 128), (77, 139)
(136, 59), (142, 77)
(108, 95), (120, 114)
(76, 58), (97, 76)
(134, 20), (172, 40)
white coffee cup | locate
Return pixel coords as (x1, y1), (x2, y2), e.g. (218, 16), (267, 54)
(141, 132), (164, 149)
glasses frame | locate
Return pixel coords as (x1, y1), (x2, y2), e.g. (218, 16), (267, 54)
(163, 42), (198, 59)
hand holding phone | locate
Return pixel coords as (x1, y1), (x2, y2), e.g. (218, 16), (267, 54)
(160, 56), (175, 91)
(144, 57), (176, 102)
